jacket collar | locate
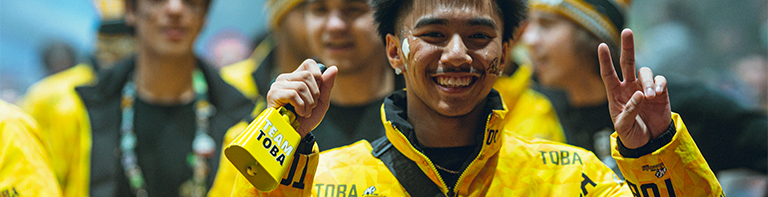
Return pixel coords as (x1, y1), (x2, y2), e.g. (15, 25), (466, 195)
(380, 89), (508, 190)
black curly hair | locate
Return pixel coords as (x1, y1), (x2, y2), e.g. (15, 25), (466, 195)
(371, 0), (527, 44)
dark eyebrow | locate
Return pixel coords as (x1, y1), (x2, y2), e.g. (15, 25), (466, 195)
(468, 18), (498, 30)
(414, 18), (448, 29)
(413, 17), (497, 30)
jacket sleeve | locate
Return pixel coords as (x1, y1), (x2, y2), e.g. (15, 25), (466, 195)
(0, 102), (62, 197)
(612, 113), (724, 197)
(229, 144), (320, 197)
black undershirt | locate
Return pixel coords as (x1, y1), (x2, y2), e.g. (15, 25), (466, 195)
(421, 145), (477, 189)
(115, 98), (200, 197)
(312, 99), (387, 151)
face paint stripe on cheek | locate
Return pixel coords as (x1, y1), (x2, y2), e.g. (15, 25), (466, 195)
(402, 38), (411, 71)
(487, 57), (501, 76)
(402, 38), (410, 60)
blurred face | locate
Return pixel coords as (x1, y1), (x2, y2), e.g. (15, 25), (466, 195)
(278, 5), (311, 60)
(522, 10), (588, 89)
(306, 0), (385, 75)
(387, 0), (508, 117)
(126, 0), (207, 56)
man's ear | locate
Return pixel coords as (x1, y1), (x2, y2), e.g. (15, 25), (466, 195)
(500, 41), (509, 68)
(124, 0), (136, 26)
(386, 34), (403, 71)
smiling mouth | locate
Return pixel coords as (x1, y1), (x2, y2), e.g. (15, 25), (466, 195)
(434, 76), (477, 88)
(325, 42), (354, 50)
(163, 27), (187, 41)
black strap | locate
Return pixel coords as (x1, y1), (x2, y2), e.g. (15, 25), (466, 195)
(370, 137), (447, 197)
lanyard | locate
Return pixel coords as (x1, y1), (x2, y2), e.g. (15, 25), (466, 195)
(120, 69), (216, 197)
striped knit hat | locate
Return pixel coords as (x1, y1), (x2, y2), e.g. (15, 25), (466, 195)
(529, 0), (630, 48)
(266, 0), (305, 29)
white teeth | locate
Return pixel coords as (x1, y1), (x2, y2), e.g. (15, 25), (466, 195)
(437, 76), (472, 87)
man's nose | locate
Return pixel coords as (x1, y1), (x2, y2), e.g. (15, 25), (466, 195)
(440, 34), (472, 67)
(166, 0), (184, 15)
(326, 11), (348, 33)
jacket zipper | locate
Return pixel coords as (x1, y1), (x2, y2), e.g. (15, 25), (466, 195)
(448, 113), (495, 197)
(392, 112), (496, 197)
(391, 126), (451, 194)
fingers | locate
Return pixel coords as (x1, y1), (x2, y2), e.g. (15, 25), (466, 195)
(297, 59), (323, 100)
(598, 43), (620, 92)
(266, 59), (326, 117)
(317, 66), (339, 107)
(625, 91), (644, 117)
(299, 59), (324, 82)
(654, 75), (667, 95)
(614, 91), (651, 149)
(637, 67), (656, 99)
(620, 29), (636, 82)
(615, 91), (645, 132)
(276, 81), (317, 116)
(294, 59), (326, 116)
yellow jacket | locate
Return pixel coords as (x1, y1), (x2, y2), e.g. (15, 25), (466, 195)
(16, 63), (97, 195)
(212, 50), (565, 197)
(0, 100), (62, 197)
(226, 90), (722, 196)
(18, 64), (97, 132)
(19, 57), (255, 196)
(493, 64), (565, 142)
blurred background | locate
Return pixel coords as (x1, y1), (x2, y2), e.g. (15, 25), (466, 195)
(0, 0), (268, 102)
(631, 0), (768, 113)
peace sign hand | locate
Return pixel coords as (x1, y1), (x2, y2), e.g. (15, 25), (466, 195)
(598, 29), (672, 149)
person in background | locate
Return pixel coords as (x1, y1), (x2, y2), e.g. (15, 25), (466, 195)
(92, 0), (137, 70)
(209, 2), (315, 194)
(18, 0), (137, 158)
(522, 0), (767, 177)
(491, 20), (565, 142)
(40, 41), (78, 76)
(297, 0), (401, 151)
(0, 100), (61, 197)
(226, 0), (724, 195)
(221, 0), (402, 152)
(220, 0), (312, 103)
(35, 0), (254, 196)
(92, 20), (136, 70)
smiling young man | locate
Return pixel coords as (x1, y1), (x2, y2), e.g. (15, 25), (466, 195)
(227, 0), (722, 196)
(36, 0), (254, 196)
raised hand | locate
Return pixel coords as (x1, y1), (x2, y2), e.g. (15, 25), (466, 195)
(266, 59), (338, 138)
(598, 29), (672, 149)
